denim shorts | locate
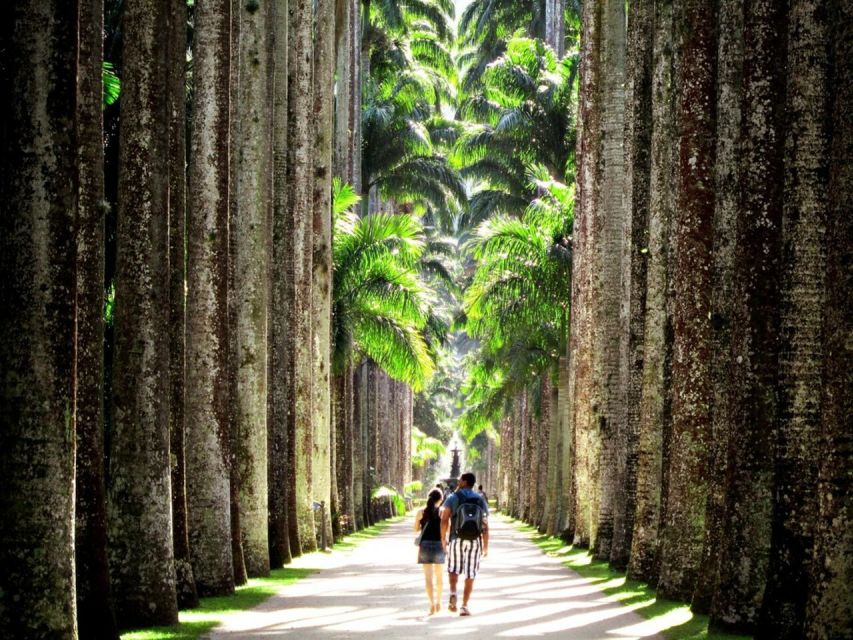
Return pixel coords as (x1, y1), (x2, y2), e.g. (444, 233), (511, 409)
(418, 540), (446, 564)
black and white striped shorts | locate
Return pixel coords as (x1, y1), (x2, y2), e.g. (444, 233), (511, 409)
(446, 538), (482, 579)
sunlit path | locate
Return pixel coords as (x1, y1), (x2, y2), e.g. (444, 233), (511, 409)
(208, 515), (664, 639)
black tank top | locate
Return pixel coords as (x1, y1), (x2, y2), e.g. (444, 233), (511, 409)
(420, 509), (441, 541)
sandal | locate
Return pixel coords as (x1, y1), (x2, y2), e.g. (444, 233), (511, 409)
(448, 594), (457, 612)
(460, 606), (471, 617)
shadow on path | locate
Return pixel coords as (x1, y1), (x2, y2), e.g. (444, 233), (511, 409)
(207, 515), (667, 639)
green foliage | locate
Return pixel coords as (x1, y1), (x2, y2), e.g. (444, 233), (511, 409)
(411, 426), (446, 467)
(458, 168), (573, 441)
(404, 480), (424, 495)
(455, 36), (578, 229)
(332, 198), (437, 389)
(103, 61), (121, 108)
(371, 485), (407, 516)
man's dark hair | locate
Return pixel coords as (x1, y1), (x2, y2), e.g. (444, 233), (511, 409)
(478, 484), (484, 491)
(460, 472), (476, 487)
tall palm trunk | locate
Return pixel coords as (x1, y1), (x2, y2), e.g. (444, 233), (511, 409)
(288, 0), (318, 552)
(312, 0), (336, 548)
(75, 0), (120, 635)
(544, 365), (563, 535)
(269, 0), (293, 569)
(352, 363), (366, 529)
(759, 0), (830, 634)
(592, 0), (627, 561)
(233, 0), (272, 578)
(545, 0), (566, 57)
(710, 0), (786, 630)
(226, 0), (249, 586)
(0, 3), (78, 635)
(186, 0), (236, 597)
(805, 3), (852, 634)
(167, 0), (199, 610)
(610, 0), (653, 572)
(657, 0), (718, 602)
(108, 0), (180, 625)
(627, 0), (676, 586)
(557, 353), (574, 538)
(692, 0), (744, 613)
(571, 0), (624, 550)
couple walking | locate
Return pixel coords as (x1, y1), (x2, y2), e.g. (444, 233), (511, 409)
(413, 472), (489, 617)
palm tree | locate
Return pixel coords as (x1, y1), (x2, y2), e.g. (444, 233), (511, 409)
(108, 0), (179, 626)
(459, 168), (573, 530)
(0, 3), (79, 635)
(332, 181), (436, 387)
(455, 37), (578, 229)
(362, 71), (466, 216)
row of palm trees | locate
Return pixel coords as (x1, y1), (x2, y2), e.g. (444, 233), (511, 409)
(0, 0), (463, 637)
(457, 1), (851, 639)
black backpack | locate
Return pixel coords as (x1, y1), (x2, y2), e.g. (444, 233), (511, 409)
(452, 495), (486, 540)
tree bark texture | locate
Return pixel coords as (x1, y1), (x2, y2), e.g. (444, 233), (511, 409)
(269, 0), (293, 569)
(626, 0), (676, 586)
(569, 0), (602, 549)
(710, 0), (786, 631)
(74, 0), (121, 635)
(692, 0), (744, 614)
(557, 353), (575, 538)
(185, 0), (236, 597)
(545, 0), (566, 57)
(167, 0), (199, 610)
(228, 0), (249, 586)
(610, 0), (652, 572)
(805, 2), (852, 635)
(0, 3), (79, 636)
(657, 0), (717, 602)
(108, 0), (180, 626)
(288, 0), (317, 552)
(759, 0), (829, 635)
(312, 0), (336, 548)
(590, 0), (626, 561)
(544, 364), (563, 535)
(233, 0), (272, 578)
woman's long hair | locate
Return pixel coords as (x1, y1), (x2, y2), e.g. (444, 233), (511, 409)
(420, 488), (443, 529)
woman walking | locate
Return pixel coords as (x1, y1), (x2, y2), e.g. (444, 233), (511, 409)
(414, 488), (446, 615)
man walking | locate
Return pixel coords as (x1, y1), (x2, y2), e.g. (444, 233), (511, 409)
(440, 472), (489, 616)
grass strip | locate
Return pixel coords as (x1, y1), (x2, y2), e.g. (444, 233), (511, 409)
(121, 517), (402, 640)
(504, 515), (751, 640)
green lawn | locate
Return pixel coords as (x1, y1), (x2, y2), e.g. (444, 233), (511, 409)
(121, 517), (402, 640)
(505, 516), (751, 640)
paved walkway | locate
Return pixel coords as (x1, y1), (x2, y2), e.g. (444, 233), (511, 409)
(208, 515), (666, 639)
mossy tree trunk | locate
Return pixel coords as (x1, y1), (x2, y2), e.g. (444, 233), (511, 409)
(108, 0), (180, 626)
(268, 0), (293, 569)
(185, 0), (236, 597)
(167, 0), (199, 610)
(710, 0), (786, 630)
(75, 0), (121, 635)
(657, 0), (718, 602)
(0, 2), (79, 636)
(592, 0), (626, 561)
(610, 0), (652, 572)
(312, 0), (336, 548)
(626, 0), (676, 586)
(692, 0), (744, 614)
(805, 1), (852, 634)
(288, 0), (318, 552)
(759, 0), (830, 635)
(233, 0), (272, 578)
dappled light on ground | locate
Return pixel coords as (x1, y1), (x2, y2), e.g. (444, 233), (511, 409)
(209, 515), (668, 639)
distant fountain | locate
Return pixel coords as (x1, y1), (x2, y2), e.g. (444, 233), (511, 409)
(439, 433), (466, 492)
